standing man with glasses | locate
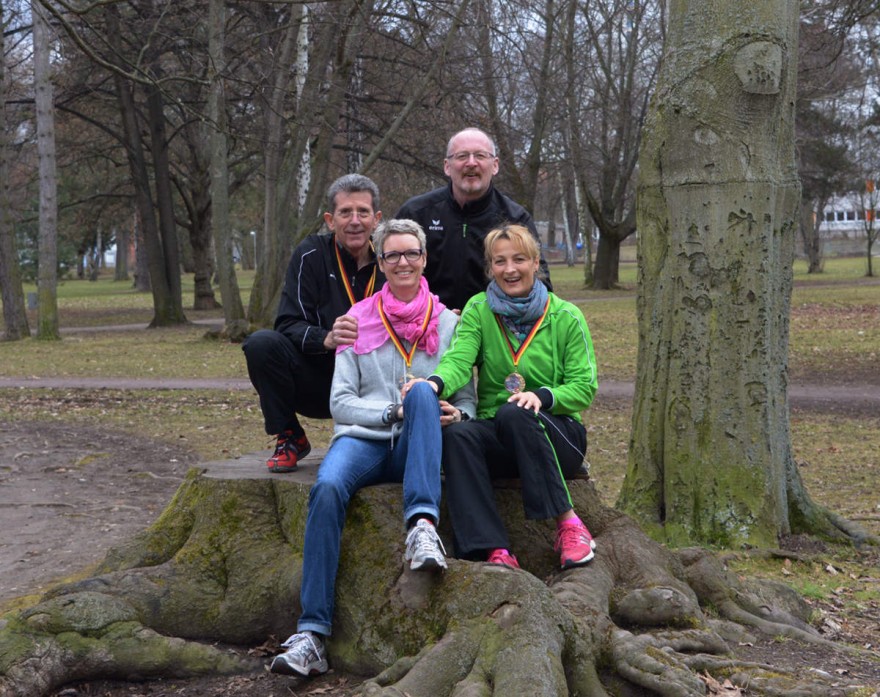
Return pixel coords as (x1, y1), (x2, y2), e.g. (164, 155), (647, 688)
(396, 127), (551, 311)
(242, 174), (384, 473)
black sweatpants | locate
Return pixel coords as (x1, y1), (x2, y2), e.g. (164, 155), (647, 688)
(441, 402), (587, 558)
(242, 329), (334, 436)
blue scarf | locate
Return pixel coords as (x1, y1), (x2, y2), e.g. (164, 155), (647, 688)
(486, 279), (549, 341)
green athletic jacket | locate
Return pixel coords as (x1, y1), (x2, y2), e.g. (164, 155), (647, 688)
(431, 292), (598, 421)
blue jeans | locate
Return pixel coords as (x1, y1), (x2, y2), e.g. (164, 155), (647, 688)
(297, 382), (442, 637)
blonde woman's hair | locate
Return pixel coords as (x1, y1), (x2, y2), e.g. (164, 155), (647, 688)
(484, 223), (541, 276)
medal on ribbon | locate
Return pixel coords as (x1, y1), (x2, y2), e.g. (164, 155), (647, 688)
(377, 295), (433, 388)
(494, 298), (550, 394)
(335, 241), (377, 307)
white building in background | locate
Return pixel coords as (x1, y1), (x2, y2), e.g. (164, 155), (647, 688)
(813, 193), (879, 257)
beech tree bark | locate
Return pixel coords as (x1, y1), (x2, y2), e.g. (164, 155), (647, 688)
(622, 0), (866, 546)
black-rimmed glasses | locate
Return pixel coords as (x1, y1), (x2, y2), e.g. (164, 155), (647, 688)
(380, 249), (424, 264)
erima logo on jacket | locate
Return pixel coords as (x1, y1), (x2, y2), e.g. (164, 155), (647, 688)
(429, 219), (443, 231)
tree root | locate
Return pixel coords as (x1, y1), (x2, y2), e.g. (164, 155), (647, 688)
(2, 471), (877, 696)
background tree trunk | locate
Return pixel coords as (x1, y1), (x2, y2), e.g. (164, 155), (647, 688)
(32, 0), (60, 341)
(799, 196), (824, 273)
(623, 0), (861, 547)
(113, 225), (130, 282)
(0, 0), (31, 341)
(207, 0), (245, 338)
(132, 213), (151, 292)
(145, 81), (186, 325)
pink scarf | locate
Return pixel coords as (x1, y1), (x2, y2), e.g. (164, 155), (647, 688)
(337, 276), (446, 356)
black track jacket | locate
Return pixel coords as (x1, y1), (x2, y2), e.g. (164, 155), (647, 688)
(396, 183), (551, 311)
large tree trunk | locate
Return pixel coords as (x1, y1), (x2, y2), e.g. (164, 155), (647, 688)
(0, 454), (866, 697)
(622, 0), (861, 547)
(0, 0), (30, 342)
(32, 0), (60, 341)
(207, 0), (246, 339)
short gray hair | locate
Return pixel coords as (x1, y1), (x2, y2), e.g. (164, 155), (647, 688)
(372, 219), (427, 256)
(326, 174), (380, 212)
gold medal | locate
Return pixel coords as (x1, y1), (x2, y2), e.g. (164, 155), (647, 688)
(379, 297), (433, 388)
(398, 373), (418, 390)
(494, 299), (550, 396)
(504, 372), (526, 394)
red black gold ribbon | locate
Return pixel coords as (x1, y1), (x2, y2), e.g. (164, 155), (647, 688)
(377, 295), (434, 369)
(335, 241), (377, 306)
(493, 298), (550, 375)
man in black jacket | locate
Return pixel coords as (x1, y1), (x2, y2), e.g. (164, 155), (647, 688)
(242, 174), (384, 473)
(396, 127), (550, 311)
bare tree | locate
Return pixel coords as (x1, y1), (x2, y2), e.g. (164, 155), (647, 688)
(207, 0), (245, 336)
(796, 6), (861, 273)
(564, 0), (663, 290)
(32, 0), (59, 340)
(856, 179), (879, 276)
(0, 0), (31, 341)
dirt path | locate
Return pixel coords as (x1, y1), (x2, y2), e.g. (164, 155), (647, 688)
(2, 376), (878, 417)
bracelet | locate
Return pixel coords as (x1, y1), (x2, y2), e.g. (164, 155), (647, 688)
(383, 403), (403, 425)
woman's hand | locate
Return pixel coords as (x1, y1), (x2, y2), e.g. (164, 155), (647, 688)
(400, 377), (436, 400)
(508, 390), (541, 413)
(438, 400), (463, 427)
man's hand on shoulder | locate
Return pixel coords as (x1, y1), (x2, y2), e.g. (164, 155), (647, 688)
(324, 314), (358, 350)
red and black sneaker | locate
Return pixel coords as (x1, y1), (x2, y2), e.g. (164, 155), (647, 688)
(267, 431), (312, 473)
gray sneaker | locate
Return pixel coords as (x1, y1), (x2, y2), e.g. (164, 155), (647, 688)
(270, 632), (329, 677)
(404, 518), (448, 571)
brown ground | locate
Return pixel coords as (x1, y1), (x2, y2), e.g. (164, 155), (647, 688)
(1, 383), (878, 696)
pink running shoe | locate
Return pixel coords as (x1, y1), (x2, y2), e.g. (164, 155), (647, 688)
(555, 522), (596, 569)
(486, 549), (520, 569)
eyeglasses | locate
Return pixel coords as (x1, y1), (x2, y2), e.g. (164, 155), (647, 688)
(380, 249), (424, 264)
(446, 150), (496, 163)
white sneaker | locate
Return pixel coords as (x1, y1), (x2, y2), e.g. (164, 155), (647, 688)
(404, 518), (448, 571)
(269, 632), (329, 676)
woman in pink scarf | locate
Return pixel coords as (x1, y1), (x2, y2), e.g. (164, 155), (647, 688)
(270, 219), (476, 678)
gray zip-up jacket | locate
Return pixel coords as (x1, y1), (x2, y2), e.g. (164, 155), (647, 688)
(330, 309), (477, 442)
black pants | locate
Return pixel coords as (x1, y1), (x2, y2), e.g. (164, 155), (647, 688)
(442, 402), (587, 558)
(242, 329), (334, 436)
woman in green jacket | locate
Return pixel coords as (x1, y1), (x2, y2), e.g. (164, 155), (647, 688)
(411, 223), (598, 570)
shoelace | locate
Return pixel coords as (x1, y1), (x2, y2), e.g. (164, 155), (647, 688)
(273, 436), (294, 458)
(281, 632), (320, 658)
(408, 523), (447, 556)
(273, 432), (305, 458)
(556, 524), (589, 551)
